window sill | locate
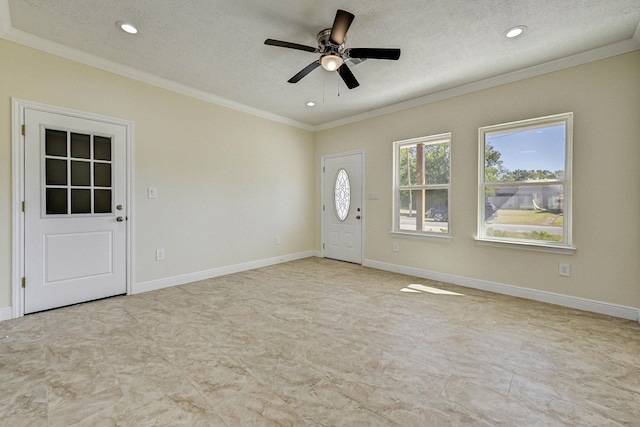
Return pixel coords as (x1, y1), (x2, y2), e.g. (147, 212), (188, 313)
(391, 231), (453, 242)
(475, 238), (576, 255)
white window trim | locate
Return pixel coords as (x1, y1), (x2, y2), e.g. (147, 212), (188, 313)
(477, 112), (575, 253)
(392, 133), (451, 238)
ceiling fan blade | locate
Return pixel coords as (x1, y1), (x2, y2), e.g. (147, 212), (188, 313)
(329, 9), (355, 46)
(347, 48), (401, 60)
(288, 61), (321, 83)
(264, 39), (317, 53)
(337, 63), (359, 89)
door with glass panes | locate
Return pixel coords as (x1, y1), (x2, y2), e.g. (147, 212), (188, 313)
(23, 109), (127, 314)
(323, 152), (363, 264)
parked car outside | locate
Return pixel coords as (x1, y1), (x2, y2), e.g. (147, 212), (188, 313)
(425, 203), (498, 222)
(425, 206), (448, 222)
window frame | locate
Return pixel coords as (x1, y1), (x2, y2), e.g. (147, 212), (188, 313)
(392, 133), (452, 238)
(477, 113), (575, 253)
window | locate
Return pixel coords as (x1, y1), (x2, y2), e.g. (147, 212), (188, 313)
(393, 133), (451, 236)
(44, 129), (113, 215)
(478, 113), (573, 251)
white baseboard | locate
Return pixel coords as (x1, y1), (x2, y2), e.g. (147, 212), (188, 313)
(6, 255), (638, 325)
(0, 307), (13, 322)
(363, 259), (640, 322)
(133, 251), (315, 294)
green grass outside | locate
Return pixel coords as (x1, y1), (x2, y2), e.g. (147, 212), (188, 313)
(485, 228), (563, 242)
(402, 208), (564, 228)
(491, 209), (563, 227)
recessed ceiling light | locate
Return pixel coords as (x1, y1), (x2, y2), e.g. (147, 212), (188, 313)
(306, 101), (316, 107)
(116, 21), (138, 34)
(504, 25), (526, 38)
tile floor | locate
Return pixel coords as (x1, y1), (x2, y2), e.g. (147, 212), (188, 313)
(1, 257), (639, 426)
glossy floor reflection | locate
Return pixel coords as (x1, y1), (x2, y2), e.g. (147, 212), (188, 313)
(1, 257), (639, 426)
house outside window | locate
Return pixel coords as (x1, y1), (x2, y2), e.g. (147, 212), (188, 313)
(393, 133), (451, 237)
(478, 113), (574, 252)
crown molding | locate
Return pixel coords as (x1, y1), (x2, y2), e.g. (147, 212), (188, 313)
(1, 0), (638, 133)
(0, 8), (314, 132)
(0, 0), (10, 33)
(314, 37), (640, 131)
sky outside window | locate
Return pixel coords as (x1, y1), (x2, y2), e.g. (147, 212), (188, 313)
(487, 124), (565, 172)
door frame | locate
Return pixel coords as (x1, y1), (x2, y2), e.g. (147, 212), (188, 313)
(321, 150), (365, 263)
(11, 99), (134, 318)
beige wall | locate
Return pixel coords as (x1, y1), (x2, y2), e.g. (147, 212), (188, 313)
(1, 38), (638, 315)
(0, 39), (315, 309)
(315, 51), (640, 309)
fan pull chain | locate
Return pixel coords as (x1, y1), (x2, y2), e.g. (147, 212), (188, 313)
(322, 73), (325, 104)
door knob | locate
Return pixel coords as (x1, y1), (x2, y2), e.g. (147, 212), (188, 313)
(116, 216), (124, 222)
(356, 215), (361, 219)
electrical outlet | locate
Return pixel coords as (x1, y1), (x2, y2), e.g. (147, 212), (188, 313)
(156, 249), (165, 261)
(559, 263), (570, 277)
(275, 236), (281, 245)
(392, 243), (399, 252)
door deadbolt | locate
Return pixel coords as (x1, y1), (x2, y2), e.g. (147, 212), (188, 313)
(116, 204), (123, 210)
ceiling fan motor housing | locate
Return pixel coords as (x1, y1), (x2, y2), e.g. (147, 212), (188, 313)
(317, 28), (344, 54)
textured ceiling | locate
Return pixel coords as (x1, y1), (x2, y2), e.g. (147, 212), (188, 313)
(2, 0), (640, 128)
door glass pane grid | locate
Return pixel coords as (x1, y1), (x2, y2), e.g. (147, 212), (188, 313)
(44, 129), (113, 215)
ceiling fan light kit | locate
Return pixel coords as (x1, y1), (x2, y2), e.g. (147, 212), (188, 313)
(320, 54), (343, 72)
(264, 9), (401, 90)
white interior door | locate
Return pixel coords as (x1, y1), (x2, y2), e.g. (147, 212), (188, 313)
(23, 109), (127, 314)
(323, 152), (363, 264)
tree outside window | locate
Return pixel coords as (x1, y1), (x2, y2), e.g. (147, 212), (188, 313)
(393, 133), (451, 236)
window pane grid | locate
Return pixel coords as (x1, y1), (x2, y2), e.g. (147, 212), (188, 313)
(44, 129), (113, 216)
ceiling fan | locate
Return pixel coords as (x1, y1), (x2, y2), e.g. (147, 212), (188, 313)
(264, 9), (401, 89)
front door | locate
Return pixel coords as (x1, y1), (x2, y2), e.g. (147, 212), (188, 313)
(323, 152), (363, 264)
(23, 108), (128, 314)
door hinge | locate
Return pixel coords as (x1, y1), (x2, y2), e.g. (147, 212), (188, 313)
(323, 166), (325, 173)
(322, 243), (325, 249)
(21, 124), (25, 136)
(21, 277), (26, 288)
(22, 201), (25, 212)
(322, 204), (325, 211)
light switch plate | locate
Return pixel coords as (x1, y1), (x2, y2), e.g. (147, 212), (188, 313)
(148, 187), (157, 199)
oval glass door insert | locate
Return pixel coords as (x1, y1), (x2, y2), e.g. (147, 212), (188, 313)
(334, 168), (351, 221)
